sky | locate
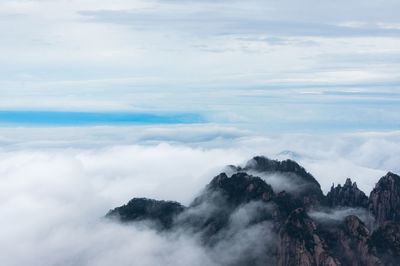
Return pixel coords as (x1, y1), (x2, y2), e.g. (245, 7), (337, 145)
(1, 0), (400, 131)
(1, 1), (400, 265)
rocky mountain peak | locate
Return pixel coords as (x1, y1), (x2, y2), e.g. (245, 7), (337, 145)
(342, 215), (370, 238)
(106, 157), (400, 266)
(326, 178), (368, 208)
(106, 198), (185, 229)
(244, 156), (318, 185)
(205, 171), (274, 205)
(369, 172), (400, 226)
(243, 156), (325, 208)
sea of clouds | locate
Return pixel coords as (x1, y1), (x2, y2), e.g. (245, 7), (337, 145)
(1, 125), (400, 265)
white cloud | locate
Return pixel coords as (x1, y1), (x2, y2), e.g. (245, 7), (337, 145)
(0, 1), (399, 137)
(1, 0), (400, 263)
(1, 0), (400, 115)
(1, 126), (400, 265)
(0, 137), (265, 266)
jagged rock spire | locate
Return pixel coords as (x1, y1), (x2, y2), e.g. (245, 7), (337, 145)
(326, 178), (368, 208)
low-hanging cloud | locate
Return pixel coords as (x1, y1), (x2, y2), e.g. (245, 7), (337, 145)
(0, 143), (247, 266)
(1, 127), (400, 265)
(309, 208), (374, 224)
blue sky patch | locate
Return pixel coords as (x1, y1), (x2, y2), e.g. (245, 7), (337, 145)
(0, 111), (205, 126)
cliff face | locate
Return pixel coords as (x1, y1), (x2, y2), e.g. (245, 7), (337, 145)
(326, 178), (368, 208)
(325, 215), (382, 266)
(369, 172), (400, 226)
(338, 215), (382, 266)
(370, 222), (400, 265)
(278, 208), (340, 266)
(181, 172), (275, 240)
(106, 156), (400, 266)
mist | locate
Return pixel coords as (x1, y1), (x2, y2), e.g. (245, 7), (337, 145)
(1, 127), (400, 265)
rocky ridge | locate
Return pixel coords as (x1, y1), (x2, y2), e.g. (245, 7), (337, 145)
(106, 156), (400, 266)
(326, 178), (369, 208)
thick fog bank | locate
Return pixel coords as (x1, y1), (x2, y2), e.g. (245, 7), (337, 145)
(1, 129), (400, 265)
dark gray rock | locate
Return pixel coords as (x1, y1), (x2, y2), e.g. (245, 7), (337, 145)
(370, 221), (400, 265)
(369, 172), (400, 226)
(277, 208), (340, 266)
(182, 172), (275, 239)
(325, 215), (382, 266)
(105, 157), (400, 266)
(106, 198), (185, 229)
(193, 172), (274, 206)
(243, 156), (325, 208)
(326, 178), (368, 208)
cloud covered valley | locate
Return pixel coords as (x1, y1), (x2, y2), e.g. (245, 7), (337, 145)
(1, 126), (400, 265)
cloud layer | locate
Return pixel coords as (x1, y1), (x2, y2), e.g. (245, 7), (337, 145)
(1, 0), (400, 264)
(1, 126), (400, 265)
(1, 0), (400, 133)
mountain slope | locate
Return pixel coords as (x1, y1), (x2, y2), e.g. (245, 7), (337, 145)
(106, 156), (400, 266)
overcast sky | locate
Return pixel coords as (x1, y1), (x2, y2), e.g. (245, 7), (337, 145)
(0, 0), (400, 132)
(1, 2), (400, 265)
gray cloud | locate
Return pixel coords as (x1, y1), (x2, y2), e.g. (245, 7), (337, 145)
(1, 0), (400, 121)
(79, 9), (400, 38)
